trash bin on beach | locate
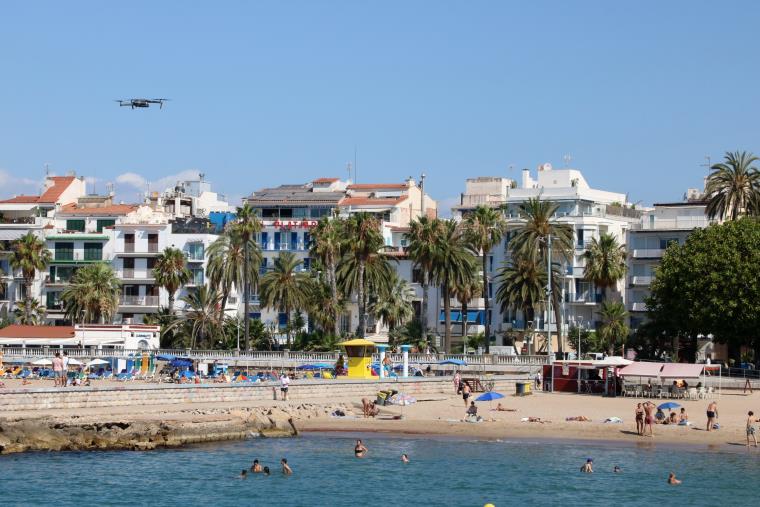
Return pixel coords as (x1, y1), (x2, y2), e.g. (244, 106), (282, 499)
(515, 382), (532, 396)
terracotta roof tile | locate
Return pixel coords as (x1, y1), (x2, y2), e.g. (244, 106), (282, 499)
(59, 203), (137, 216)
(38, 176), (77, 204)
(0, 195), (40, 204)
(0, 325), (75, 339)
(312, 177), (339, 184)
(346, 183), (408, 190)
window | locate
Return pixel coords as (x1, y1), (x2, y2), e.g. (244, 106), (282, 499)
(260, 257), (268, 275)
(187, 242), (204, 260)
(412, 268), (423, 284)
(303, 232), (311, 250)
(124, 233), (135, 252)
(303, 258), (311, 271)
(278, 312), (288, 328)
(488, 255), (494, 272)
(147, 257), (156, 270)
(577, 229), (584, 247)
(659, 238), (679, 249)
(96, 219), (115, 232)
(260, 232), (269, 250)
(55, 242), (74, 261)
(274, 232), (282, 249)
(250, 312), (262, 320)
(84, 243), (102, 261)
(148, 234), (158, 252)
(66, 219), (85, 232)
(190, 267), (204, 285)
(290, 232), (298, 251)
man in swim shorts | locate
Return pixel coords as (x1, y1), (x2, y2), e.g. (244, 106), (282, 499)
(747, 411), (759, 447)
(706, 401), (718, 432)
(642, 401), (656, 437)
(461, 381), (471, 408)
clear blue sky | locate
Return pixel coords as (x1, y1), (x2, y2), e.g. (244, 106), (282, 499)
(2, 1), (759, 212)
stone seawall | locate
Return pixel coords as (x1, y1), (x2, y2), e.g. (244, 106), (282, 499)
(0, 377), (523, 412)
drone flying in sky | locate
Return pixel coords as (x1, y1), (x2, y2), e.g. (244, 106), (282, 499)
(114, 98), (169, 109)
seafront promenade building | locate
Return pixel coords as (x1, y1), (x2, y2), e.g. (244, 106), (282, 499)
(454, 164), (641, 353)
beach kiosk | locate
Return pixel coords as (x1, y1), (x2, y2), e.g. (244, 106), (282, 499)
(339, 338), (376, 379)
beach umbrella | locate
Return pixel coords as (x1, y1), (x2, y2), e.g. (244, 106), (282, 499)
(658, 402), (680, 411)
(67, 358), (82, 366)
(31, 358), (52, 366)
(476, 391), (505, 410)
(156, 354), (176, 361)
(438, 359), (467, 366)
(86, 358), (109, 367)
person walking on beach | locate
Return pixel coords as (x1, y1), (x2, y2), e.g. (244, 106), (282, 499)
(747, 411), (759, 447)
(635, 403), (644, 435)
(642, 401), (656, 437)
(52, 352), (63, 387)
(706, 401), (718, 431)
(281, 458), (292, 475)
(535, 371), (542, 391)
(453, 370), (461, 394)
(280, 372), (290, 401)
(461, 381), (471, 408)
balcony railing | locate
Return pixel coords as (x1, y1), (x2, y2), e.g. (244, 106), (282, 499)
(122, 268), (135, 279)
(632, 249), (664, 258)
(148, 244), (159, 253)
(629, 275), (653, 285)
(0, 216), (36, 224)
(124, 243), (135, 253)
(119, 295), (160, 306)
(631, 302), (648, 312)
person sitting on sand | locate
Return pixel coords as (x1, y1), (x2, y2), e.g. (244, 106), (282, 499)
(580, 459), (593, 473)
(565, 416), (590, 422)
(493, 403), (517, 412)
(524, 417), (550, 423)
(354, 439), (368, 458)
(667, 472), (681, 485)
(666, 412), (678, 425)
(464, 401), (481, 422)
(251, 459), (262, 473)
(281, 458), (292, 475)
(655, 408), (666, 423)
(678, 407), (689, 424)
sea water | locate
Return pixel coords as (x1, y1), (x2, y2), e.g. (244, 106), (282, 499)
(1, 434), (758, 506)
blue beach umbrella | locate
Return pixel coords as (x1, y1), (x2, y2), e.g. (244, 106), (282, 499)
(658, 402), (681, 411)
(438, 359), (467, 366)
(476, 392), (505, 402)
(156, 354), (176, 361)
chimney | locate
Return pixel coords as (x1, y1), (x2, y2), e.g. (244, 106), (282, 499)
(521, 168), (531, 189)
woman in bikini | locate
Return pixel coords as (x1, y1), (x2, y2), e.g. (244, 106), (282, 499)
(635, 403), (645, 435)
(354, 439), (368, 458)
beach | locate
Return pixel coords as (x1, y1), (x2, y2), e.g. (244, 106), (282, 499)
(2, 379), (759, 452)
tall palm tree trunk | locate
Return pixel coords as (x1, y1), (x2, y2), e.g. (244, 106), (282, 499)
(553, 293), (563, 356)
(482, 254), (490, 354)
(357, 260), (366, 337)
(243, 240), (250, 350)
(329, 258), (340, 337)
(443, 275), (452, 353)
(421, 272), (429, 336)
(461, 300), (468, 346)
(168, 293), (175, 314)
(285, 303), (291, 348)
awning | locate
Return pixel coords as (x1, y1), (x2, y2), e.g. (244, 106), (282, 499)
(660, 363), (704, 378)
(438, 310), (485, 324)
(618, 362), (664, 377)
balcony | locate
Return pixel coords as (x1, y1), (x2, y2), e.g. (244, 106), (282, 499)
(119, 295), (160, 307)
(632, 249), (664, 259)
(0, 216), (36, 224)
(631, 302), (648, 312)
(565, 292), (602, 304)
(629, 275), (653, 286)
(124, 243), (135, 253)
(640, 217), (711, 230)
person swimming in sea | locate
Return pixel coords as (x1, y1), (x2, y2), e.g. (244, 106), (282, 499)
(239, 469), (248, 479)
(580, 459), (593, 473)
(263, 466), (271, 476)
(613, 466), (621, 473)
(668, 472), (681, 485)
(251, 459), (262, 473)
(281, 458), (292, 475)
(354, 439), (368, 458)
(401, 453), (409, 463)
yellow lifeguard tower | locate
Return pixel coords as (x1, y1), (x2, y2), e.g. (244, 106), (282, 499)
(339, 338), (376, 379)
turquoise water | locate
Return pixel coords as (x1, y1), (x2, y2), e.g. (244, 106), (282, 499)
(1, 434), (758, 506)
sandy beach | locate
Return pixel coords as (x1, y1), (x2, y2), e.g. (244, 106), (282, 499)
(3, 377), (759, 451)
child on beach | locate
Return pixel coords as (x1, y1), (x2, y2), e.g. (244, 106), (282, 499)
(747, 411), (759, 447)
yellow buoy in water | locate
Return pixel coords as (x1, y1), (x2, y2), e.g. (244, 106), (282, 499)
(485, 504), (495, 507)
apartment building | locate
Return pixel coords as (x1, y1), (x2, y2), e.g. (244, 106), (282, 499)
(454, 164), (641, 351)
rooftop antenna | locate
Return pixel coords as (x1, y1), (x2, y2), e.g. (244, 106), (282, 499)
(354, 145), (357, 183)
(44, 163), (50, 176)
(346, 162), (352, 183)
(563, 154), (572, 167)
(701, 156), (712, 174)
(106, 182), (115, 197)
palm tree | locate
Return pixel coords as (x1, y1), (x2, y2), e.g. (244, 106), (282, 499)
(207, 229), (260, 318)
(143, 308), (184, 348)
(181, 286), (223, 349)
(153, 247), (190, 314)
(309, 217), (344, 336)
(582, 232), (627, 301)
(495, 256), (547, 334)
(259, 251), (312, 347)
(705, 151), (760, 221)
(508, 198), (573, 354)
(337, 248), (395, 335)
(342, 213), (384, 337)
(406, 217), (442, 336)
(230, 203), (262, 350)
(13, 298), (45, 325)
(307, 280), (345, 336)
(431, 221), (478, 353)
(370, 273), (415, 333)
(464, 206), (505, 353)
(10, 232), (51, 322)
(452, 272), (482, 343)
(61, 263), (121, 323)
(597, 300), (629, 356)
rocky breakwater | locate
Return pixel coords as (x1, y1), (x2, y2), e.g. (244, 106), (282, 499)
(0, 405), (313, 455)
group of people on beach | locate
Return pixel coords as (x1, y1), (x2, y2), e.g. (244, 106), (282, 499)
(239, 458), (292, 479)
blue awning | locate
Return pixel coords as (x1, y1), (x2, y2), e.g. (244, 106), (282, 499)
(439, 310), (485, 324)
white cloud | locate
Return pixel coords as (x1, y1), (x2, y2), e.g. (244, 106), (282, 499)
(0, 169), (44, 198)
(115, 172), (148, 189)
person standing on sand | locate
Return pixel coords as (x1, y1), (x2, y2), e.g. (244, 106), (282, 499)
(281, 458), (292, 475)
(52, 352), (63, 387)
(747, 411), (759, 447)
(461, 381), (471, 408)
(642, 401), (656, 437)
(453, 370), (461, 394)
(61, 352), (70, 387)
(706, 401), (718, 431)
(635, 403), (644, 435)
(280, 372), (290, 401)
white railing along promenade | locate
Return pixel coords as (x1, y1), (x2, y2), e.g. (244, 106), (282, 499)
(0, 347), (551, 366)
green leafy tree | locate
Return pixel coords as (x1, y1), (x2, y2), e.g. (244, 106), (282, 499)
(452, 269), (482, 343)
(646, 219), (760, 363)
(406, 217), (444, 335)
(507, 198), (573, 353)
(143, 308), (184, 348)
(10, 232), (51, 322)
(341, 213), (384, 337)
(495, 256), (547, 329)
(704, 151), (760, 221)
(207, 229), (260, 318)
(259, 251), (312, 347)
(431, 221), (478, 352)
(582, 232), (627, 301)
(307, 279), (345, 337)
(61, 263), (121, 323)
(13, 298), (46, 325)
(154, 247), (191, 314)
(597, 300), (629, 355)
(230, 203), (262, 350)
(309, 217), (344, 336)
(370, 273), (415, 333)
(180, 286), (222, 349)
(464, 206), (505, 352)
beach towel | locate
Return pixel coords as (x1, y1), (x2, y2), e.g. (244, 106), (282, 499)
(604, 417), (623, 424)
